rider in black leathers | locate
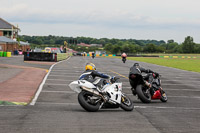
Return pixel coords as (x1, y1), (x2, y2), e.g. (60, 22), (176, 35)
(129, 63), (159, 95)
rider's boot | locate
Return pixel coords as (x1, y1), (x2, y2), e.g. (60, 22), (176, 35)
(131, 88), (137, 95)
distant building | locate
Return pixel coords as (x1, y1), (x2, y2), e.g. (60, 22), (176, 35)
(19, 41), (30, 52)
(95, 50), (106, 55)
(0, 18), (20, 39)
(0, 36), (18, 52)
(77, 43), (102, 47)
(77, 43), (91, 47)
(0, 18), (30, 52)
(90, 44), (103, 47)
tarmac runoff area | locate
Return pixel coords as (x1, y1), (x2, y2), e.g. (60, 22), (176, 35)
(1, 56), (200, 133)
(0, 57), (55, 105)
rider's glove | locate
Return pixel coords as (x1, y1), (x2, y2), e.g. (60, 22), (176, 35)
(154, 72), (159, 77)
(145, 81), (151, 88)
(110, 76), (115, 83)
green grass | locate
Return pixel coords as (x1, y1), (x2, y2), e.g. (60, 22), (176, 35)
(111, 56), (200, 73)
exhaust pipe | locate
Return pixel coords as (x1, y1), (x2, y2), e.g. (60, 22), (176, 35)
(81, 86), (100, 95)
(81, 86), (107, 102)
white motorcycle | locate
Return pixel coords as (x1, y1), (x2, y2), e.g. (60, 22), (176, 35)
(69, 77), (134, 112)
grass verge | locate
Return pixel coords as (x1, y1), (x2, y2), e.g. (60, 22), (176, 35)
(110, 56), (200, 73)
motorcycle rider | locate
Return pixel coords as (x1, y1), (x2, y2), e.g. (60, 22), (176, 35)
(92, 52), (95, 58)
(129, 63), (159, 95)
(121, 52), (127, 61)
(79, 63), (111, 90)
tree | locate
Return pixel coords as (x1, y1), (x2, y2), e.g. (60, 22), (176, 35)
(156, 46), (165, 53)
(182, 36), (195, 53)
(104, 43), (113, 53)
(173, 45), (183, 53)
(129, 44), (136, 54)
(143, 44), (157, 53)
(167, 39), (174, 44)
(121, 44), (130, 54)
(112, 45), (121, 54)
(194, 44), (200, 53)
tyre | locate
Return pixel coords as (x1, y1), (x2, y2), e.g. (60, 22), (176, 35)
(120, 94), (134, 111)
(160, 89), (167, 102)
(136, 85), (151, 103)
(78, 91), (101, 112)
(122, 58), (126, 63)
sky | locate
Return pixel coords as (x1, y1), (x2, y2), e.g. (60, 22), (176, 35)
(1, 0), (200, 43)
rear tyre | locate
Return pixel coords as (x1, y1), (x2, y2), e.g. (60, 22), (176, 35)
(160, 89), (167, 102)
(78, 91), (101, 112)
(122, 58), (126, 63)
(120, 94), (134, 111)
(136, 85), (151, 103)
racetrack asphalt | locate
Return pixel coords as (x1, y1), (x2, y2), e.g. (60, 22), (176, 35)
(1, 55), (200, 133)
(0, 56), (55, 105)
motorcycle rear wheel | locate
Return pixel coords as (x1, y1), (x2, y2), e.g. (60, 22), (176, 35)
(78, 91), (101, 112)
(120, 94), (134, 111)
(136, 85), (151, 103)
(122, 58), (126, 63)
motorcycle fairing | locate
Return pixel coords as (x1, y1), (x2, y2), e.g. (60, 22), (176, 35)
(69, 80), (96, 93)
(103, 83), (122, 104)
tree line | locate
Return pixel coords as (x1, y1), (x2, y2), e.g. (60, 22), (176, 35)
(19, 35), (200, 54)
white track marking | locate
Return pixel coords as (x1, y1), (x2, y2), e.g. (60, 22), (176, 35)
(48, 75), (78, 77)
(126, 93), (200, 99)
(44, 83), (68, 86)
(51, 70), (82, 72)
(30, 57), (71, 105)
(167, 89), (200, 91)
(36, 102), (79, 105)
(42, 91), (75, 93)
(135, 106), (200, 110)
(35, 102), (200, 110)
(50, 72), (80, 75)
(46, 79), (73, 81)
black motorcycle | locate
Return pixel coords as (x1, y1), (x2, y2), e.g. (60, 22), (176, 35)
(130, 73), (167, 103)
(92, 53), (95, 59)
(122, 57), (126, 63)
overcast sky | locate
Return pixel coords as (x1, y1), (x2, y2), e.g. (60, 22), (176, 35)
(1, 0), (200, 43)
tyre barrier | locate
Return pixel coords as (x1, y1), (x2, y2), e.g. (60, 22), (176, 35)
(3, 52), (7, 57)
(0, 51), (3, 57)
(0, 51), (11, 57)
(24, 52), (68, 62)
(7, 52), (11, 57)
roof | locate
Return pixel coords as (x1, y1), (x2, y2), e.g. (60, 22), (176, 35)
(77, 43), (91, 47)
(0, 18), (18, 29)
(0, 36), (18, 43)
(20, 41), (30, 45)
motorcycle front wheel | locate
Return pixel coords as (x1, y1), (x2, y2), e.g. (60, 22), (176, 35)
(122, 58), (126, 63)
(78, 91), (101, 112)
(120, 94), (134, 111)
(160, 89), (167, 102)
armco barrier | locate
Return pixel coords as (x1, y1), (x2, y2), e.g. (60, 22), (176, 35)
(116, 54), (159, 57)
(84, 54), (116, 57)
(24, 52), (57, 62)
(159, 55), (198, 59)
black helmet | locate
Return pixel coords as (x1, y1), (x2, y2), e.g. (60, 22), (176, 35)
(133, 63), (139, 67)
